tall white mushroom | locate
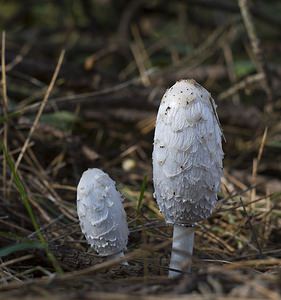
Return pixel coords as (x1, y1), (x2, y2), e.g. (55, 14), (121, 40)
(152, 79), (224, 277)
(77, 168), (129, 262)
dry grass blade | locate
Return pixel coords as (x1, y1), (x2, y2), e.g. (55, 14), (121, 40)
(1, 142), (63, 274)
(13, 49), (65, 172)
(222, 42), (240, 104)
(130, 25), (151, 87)
(251, 127), (268, 205)
(238, 0), (273, 110)
(1, 292), (270, 300)
(0, 254), (34, 268)
(239, 197), (263, 256)
(0, 238), (173, 291)
(224, 257), (281, 270)
(218, 73), (264, 100)
(16, 76), (142, 115)
(257, 127), (268, 164)
(1, 31), (8, 199)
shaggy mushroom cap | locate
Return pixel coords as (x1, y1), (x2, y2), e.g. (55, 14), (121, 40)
(152, 79), (224, 225)
(77, 168), (129, 256)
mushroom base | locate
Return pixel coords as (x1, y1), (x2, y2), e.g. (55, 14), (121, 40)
(107, 251), (128, 266)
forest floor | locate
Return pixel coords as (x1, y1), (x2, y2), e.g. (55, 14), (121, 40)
(0, 1), (281, 299)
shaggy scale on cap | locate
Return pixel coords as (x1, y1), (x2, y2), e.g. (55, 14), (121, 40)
(77, 168), (129, 256)
(153, 79), (224, 226)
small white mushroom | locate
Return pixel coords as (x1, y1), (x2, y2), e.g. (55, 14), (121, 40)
(152, 79), (224, 277)
(77, 168), (129, 262)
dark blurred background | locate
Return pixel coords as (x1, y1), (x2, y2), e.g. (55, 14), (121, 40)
(1, 0), (280, 183)
(0, 1), (281, 297)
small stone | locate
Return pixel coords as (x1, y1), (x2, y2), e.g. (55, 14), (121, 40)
(122, 158), (136, 172)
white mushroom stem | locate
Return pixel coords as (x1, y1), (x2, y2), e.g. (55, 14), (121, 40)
(169, 225), (195, 278)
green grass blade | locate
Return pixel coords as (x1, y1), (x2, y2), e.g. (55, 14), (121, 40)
(0, 141), (63, 274)
(0, 241), (44, 257)
(0, 111), (21, 124)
